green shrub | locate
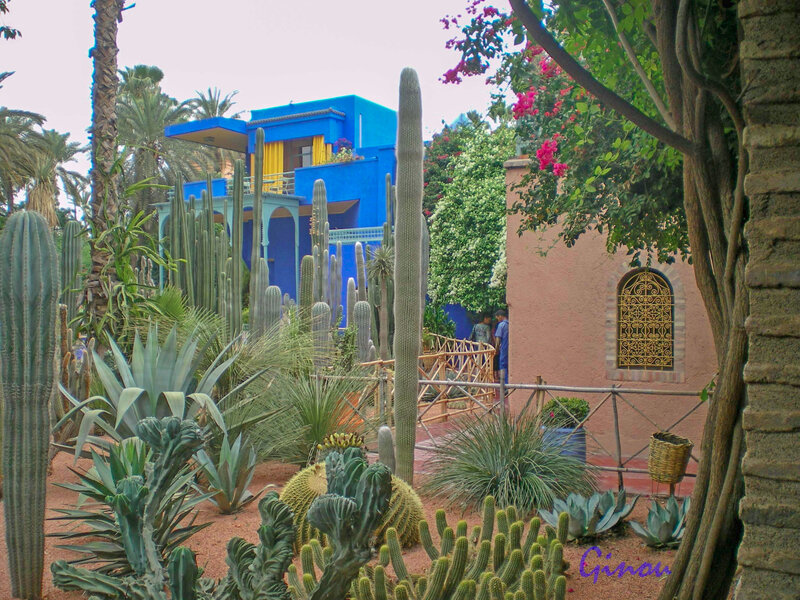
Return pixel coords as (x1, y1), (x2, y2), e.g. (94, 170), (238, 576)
(423, 301), (456, 338)
(541, 397), (590, 428)
(423, 413), (595, 516)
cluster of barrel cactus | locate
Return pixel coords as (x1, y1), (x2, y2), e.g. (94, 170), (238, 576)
(51, 421), (392, 600)
(280, 448), (425, 551)
(290, 496), (569, 600)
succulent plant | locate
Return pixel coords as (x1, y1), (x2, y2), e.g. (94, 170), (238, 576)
(630, 496), (690, 548)
(194, 432), (267, 514)
(280, 458), (424, 551)
(319, 432), (366, 453)
(0, 210), (60, 599)
(50, 437), (210, 574)
(378, 425), (396, 474)
(290, 495), (570, 600)
(539, 489), (639, 540)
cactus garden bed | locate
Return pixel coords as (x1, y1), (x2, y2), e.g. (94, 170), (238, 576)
(0, 451), (679, 600)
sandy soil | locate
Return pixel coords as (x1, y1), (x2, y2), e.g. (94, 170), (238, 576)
(0, 452), (681, 600)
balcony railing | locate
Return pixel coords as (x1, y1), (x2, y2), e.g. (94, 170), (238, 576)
(167, 171), (296, 201)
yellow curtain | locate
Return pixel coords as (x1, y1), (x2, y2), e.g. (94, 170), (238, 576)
(312, 135), (331, 165)
(263, 141), (284, 192)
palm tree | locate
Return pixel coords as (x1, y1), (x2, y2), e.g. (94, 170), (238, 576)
(117, 85), (211, 218)
(119, 64), (164, 98)
(25, 129), (86, 226)
(86, 0), (125, 329)
(190, 87), (244, 176)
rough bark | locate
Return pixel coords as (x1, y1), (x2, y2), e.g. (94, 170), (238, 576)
(84, 0), (124, 326)
(735, 1), (800, 598)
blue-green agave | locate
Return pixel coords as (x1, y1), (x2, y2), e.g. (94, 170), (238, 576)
(539, 489), (639, 540)
(630, 496), (690, 548)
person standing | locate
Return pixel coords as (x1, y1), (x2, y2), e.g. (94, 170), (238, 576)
(494, 309), (509, 410)
(469, 313), (493, 344)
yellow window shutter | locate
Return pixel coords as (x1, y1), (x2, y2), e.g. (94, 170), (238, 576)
(312, 135), (328, 165)
(263, 141), (284, 193)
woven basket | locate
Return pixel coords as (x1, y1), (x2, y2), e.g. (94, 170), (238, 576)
(648, 432), (693, 484)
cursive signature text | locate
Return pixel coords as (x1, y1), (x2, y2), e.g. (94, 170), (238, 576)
(579, 546), (671, 583)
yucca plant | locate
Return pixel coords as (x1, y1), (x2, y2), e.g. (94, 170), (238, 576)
(539, 489), (639, 540)
(423, 413), (596, 516)
(630, 496), (690, 548)
(194, 433), (267, 514)
(49, 437), (210, 574)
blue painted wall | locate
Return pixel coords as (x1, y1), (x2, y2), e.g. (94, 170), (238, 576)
(443, 303), (474, 340)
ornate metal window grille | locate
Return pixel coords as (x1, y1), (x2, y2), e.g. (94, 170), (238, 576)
(617, 269), (674, 370)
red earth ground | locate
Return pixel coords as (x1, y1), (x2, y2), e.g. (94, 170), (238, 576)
(0, 451), (693, 600)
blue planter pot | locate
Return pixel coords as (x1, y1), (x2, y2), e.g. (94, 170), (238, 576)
(541, 426), (587, 463)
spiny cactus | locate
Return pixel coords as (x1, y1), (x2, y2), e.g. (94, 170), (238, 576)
(291, 496), (569, 600)
(393, 68), (424, 484)
(0, 211), (60, 600)
(300, 255), (315, 332)
(250, 127), (265, 300)
(354, 300), (373, 363)
(312, 301), (332, 370)
(60, 219), (84, 324)
(346, 277), (357, 327)
(355, 241), (367, 302)
(319, 432), (366, 453)
(280, 458), (423, 552)
(378, 425), (396, 474)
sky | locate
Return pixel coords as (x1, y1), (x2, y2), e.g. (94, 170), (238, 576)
(1, 0), (498, 179)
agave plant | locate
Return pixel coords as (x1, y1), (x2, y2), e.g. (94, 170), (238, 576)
(539, 489), (639, 540)
(49, 438), (210, 574)
(56, 324), (269, 455)
(194, 433), (267, 514)
(630, 496), (690, 548)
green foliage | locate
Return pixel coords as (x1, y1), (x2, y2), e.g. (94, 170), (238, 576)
(249, 368), (371, 465)
(280, 458), (424, 551)
(194, 432), (266, 514)
(50, 437), (210, 575)
(428, 124), (514, 313)
(291, 496), (570, 600)
(630, 496), (690, 549)
(78, 208), (173, 346)
(423, 413), (595, 517)
(540, 398), (589, 428)
(539, 489), (639, 540)
(423, 301), (457, 339)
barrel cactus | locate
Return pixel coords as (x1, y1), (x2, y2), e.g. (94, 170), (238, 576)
(0, 210), (60, 600)
(280, 460), (424, 551)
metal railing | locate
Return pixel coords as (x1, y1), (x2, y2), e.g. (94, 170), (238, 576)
(167, 172), (296, 201)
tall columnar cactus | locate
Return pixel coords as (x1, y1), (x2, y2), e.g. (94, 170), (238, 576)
(312, 244), (322, 303)
(300, 255), (315, 332)
(354, 300), (373, 363)
(0, 211), (60, 600)
(311, 179), (329, 251)
(420, 212), (430, 348)
(312, 301), (332, 370)
(230, 159), (245, 336)
(60, 219), (84, 324)
(393, 68), (424, 484)
(355, 241), (367, 302)
(250, 127), (265, 305)
(346, 277), (357, 327)
(249, 257), (270, 337)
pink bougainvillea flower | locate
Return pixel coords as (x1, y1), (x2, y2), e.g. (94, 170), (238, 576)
(553, 162), (569, 177)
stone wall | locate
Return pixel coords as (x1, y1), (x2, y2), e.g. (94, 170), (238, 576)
(737, 0), (800, 597)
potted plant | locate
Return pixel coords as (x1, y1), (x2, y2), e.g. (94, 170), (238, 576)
(540, 397), (590, 463)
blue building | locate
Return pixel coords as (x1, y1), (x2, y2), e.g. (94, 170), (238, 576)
(161, 95), (398, 301)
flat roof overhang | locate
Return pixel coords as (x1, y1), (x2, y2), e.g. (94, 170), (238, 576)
(165, 117), (248, 152)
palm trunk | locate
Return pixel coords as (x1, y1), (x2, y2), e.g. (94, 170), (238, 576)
(85, 0), (124, 329)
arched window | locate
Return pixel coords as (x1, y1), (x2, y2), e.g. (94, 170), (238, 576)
(617, 269), (674, 370)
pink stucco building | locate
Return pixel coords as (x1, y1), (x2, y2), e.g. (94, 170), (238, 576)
(503, 158), (718, 491)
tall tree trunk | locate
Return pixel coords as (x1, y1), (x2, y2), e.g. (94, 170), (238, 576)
(84, 0), (124, 327)
(735, 1), (800, 598)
